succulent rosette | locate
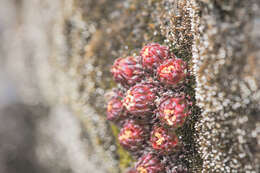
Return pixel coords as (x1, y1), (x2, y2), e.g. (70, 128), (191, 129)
(141, 43), (169, 72)
(118, 120), (146, 151)
(150, 126), (179, 154)
(135, 153), (165, 173)
(111, 56), (143, 87)
(123, 83), (157, 117)
(158, 97), (189, 129)
(107, 90), (125, 122)
(157, 58), (186, 86)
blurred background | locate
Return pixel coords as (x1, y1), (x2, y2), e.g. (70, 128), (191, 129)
(0, 0), (103, 173)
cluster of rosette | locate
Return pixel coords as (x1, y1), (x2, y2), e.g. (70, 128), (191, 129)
(107, 43), (191, 173)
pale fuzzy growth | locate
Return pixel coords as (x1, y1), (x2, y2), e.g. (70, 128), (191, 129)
(191, 0), (260, 172)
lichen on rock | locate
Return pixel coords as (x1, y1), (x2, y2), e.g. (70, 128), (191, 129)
(191, 0), (260, 172)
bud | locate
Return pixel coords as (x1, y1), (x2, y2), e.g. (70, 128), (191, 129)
(107, 90), (125, 122)
(118, 120), (145, 151)
(111, 56), (143, 87)
(150, 126), (179, 154)
(158, 97), (189, 129)
(141, 43), (169, 71)
(157, 59), (186, 86)
(135, 153), (165, 173)
(123, 83), (157, 117)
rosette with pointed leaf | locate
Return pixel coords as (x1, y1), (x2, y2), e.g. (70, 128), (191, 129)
(135, 153), (165, 173)
(157, 58), (186, 86)
(111, 56), (143, 87)
(141, 43), (169, 72)
(150, 126), (179, 154)
(123, 83), (157, 117)
(158, 97), (189, 129)
(118, 120), (145, 151)
(107, 90), (125, 122)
